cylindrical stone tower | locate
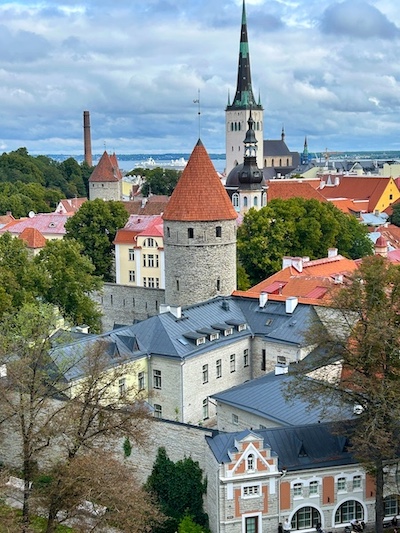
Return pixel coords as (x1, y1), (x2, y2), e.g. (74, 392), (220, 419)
(163, 139), (238, 308)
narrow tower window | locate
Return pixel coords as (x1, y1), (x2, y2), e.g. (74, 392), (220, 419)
(216, 226), (222, 238)
(188, 228), (194, 239)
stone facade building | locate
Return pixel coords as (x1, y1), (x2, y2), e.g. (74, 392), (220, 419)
(88, 150), (122, 201)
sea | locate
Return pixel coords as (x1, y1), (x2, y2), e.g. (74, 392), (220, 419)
(47, 150), (400, 174)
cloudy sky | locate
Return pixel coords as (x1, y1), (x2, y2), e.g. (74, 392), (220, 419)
(2, 0), (400, 158)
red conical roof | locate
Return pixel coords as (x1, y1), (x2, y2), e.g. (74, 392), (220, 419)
(163, 140), (237, 222)
(89, 151), (122, 183)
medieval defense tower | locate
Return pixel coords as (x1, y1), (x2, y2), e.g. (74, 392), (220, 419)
(225, 0), (264, 175)
(163, 140), (237, 308)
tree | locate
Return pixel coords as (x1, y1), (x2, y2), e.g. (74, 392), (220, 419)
(35, 452), (164, 533)
(178, 515), (208, 533)
(146, 447), (209, 533)
(0, 303), (154, 532)
(391, 203), (400, 227)
(33, 239), (103, 333)
(288, 255), (400, 533)
(237, 198), (373, 285)
(131, 167), (181, 197)
(65, 199), (129, 281)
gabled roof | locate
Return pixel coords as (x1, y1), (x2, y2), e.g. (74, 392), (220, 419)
(89, 151), (122, 183)
(19, 227), (47, 249)
(206, 422), (357, 470)
(263, 139), (292, 157)
(211, 371), (351, 428)
(0, 213), (15, 228)
(56, 198), (87, 214)
(319, 176), (397, 212)
(267, 180), (328, 203)
(163, 140), (237, 222)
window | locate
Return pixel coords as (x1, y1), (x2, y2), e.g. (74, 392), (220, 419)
(261, 349), (266, 371)
(243, 485), (260, 497)
(216, 226), (222, 237)
(118, 378), (126, 396)
(144, 238), (157, 247)
(309, 481), (318, 495)
(253, 197), (258, 207)
(230, 354), (236, 373)
(244, 349), (249, 367)
(188, 228), (194, 239)
(154, 404), (162, 418)
(293, 483), (303, 497)
(245, 517), (258, 533)
(292, 507), (320, 530)
(129, 270), (135, 282)
(233, 193), (239, 208)
(202, 364), (208, 384)
(247, 454), (255, 471)
(243, 196), (248, 207)
(202, 398), (209, 419)
(384, 495), (400, 517)
(277, 355), (286, 365)
(196, 337), (206, 346)
(176, 279), (180, 291)
(337, 477), (346, 491)
(128, 248), (135, 261)
(232, 413), (239, 425)
(335, 500), (363, 524)
(353, 475), (361, 489)
(138, 372), (145, 390)
(153, 369), (162, 389)
(224, 327), (234, 336)
(216, 278), (221, 291)
(216, 359), (222, 378)
(238, 323), (247, 332)
(148, 277), (155, 288)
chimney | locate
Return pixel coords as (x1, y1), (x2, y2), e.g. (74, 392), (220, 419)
(83, 111), (93, 167)
(259, 292), (268, 307)
(159, 304), (182, 319)
(328, 248), (338, 258)
(286, 296), (298, 314)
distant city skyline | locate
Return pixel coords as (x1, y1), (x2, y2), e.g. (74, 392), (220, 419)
(2, 0), (400, 156)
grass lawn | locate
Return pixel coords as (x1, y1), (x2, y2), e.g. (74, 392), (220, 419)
(0, 501), (76, 532)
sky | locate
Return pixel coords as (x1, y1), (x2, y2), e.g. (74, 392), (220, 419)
(1, 0), (400, 157)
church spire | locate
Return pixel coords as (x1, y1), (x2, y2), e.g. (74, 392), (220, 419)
(228, 0), (262, 110)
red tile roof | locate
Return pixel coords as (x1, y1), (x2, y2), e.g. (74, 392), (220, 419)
(89, 151), (122, 183)
(0, 213), (15, 227)
(56, 198), (87, 214)
(123, 196), (169, 216)
(163, 140), (237, 222)
(19, 227), (46, 249)
(267, 180), (328, 202)
(319, 176), (395, 212)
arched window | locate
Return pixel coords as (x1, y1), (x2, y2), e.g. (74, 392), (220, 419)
(234, 122), (237, 131)
(231, 123), (234, 131)
(253, 197), (258, 207)
(232, 193), (239, 208)
(243, 196), (248, 207)
(144, 238), (158, 247)
(246, 454), (255, 471)
(384, 495), (400, 518)
(262, 192), (267, 206)
(238, 122), (241, 131)
(292, 506), (321, 530)
(335, 501), (364, 525)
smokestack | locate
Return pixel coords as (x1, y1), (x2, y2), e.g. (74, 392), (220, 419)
(83, 111), (93, 167)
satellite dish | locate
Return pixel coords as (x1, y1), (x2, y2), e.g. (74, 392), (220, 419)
(28, 211), (35, 218)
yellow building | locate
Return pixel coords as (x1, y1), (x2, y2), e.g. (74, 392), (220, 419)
(114, 215), (164, 288)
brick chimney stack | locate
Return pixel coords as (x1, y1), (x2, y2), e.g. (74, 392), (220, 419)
(83, 110), (93, 167)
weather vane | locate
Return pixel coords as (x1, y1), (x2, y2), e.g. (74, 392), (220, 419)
(193, 89), (201, 139)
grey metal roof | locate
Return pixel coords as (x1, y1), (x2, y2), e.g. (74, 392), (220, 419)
(211, 371), (351, 427)
(50, 296), (317, 381)
(206, 423), (357, 471)
(263, 140), (292, 157)
(234, 297), (314, 346)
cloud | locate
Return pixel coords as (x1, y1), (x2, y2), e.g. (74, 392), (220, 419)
(320, 0), (400, 39)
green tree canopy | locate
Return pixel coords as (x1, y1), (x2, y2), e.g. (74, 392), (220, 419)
(146, 447), (209, 533)
(65, 199), (129, 281)
(391, 202), (400, 227)
(289, 255), (400, 533)
(128, 167), (181, 197)
(34, 239), (103, 332)
(237, 198), (373, 285)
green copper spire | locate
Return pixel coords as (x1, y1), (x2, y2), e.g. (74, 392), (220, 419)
(227, 0), (262, 111)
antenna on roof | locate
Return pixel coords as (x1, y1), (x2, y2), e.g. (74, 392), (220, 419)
(193, 89), (201, 139)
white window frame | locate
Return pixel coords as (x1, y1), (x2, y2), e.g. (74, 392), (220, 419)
(153, 369), (162, 389)
(202, 364), (208, 384)
(230, 354), (236, 373)
(216, 359), (222, 378)
(242, 484), (261, 498)
(128, 248), (135, 261)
